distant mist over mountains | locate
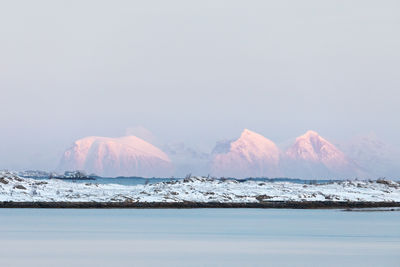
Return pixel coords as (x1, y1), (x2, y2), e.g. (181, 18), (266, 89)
(337, 133), (400, 179)
(57, 130), (400, 179)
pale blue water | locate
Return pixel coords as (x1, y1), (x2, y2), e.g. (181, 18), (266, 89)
(0, 209), (399, 266)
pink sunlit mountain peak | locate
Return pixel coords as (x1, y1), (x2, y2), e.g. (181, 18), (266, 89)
(59, 135), (173, 177)
(211, 129), (281, 178)
(283, 130), (367, 179)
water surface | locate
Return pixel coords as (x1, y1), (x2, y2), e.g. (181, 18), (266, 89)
(0, 209), (399, 266)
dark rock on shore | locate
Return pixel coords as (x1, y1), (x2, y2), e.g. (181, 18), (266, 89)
(1, 201), (400, 209)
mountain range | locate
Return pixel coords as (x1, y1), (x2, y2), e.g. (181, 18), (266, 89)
(210, 129), (367, 179)
(58, 130), (399, 179)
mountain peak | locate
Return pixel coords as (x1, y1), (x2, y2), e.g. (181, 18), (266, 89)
(287, 131), (338, 162)
(240, 128), (257, 137)
(284, 131), (366, 178)
(299, 130), (320, 139)
(59, 135), (173, 177)
(211, 130), (280, 178)
(305, 130), (319, 135)
(239, 129), (271, 143)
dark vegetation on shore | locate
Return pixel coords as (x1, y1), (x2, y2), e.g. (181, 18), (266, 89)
(1, 201), (400, 209)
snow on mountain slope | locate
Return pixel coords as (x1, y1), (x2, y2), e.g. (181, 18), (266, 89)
(211, 129), (281, 178)
(59, 136), (173, 177)
(1, 171), (399, 203)
(284, 131), (367, 179)
(286, 131), (347, 164)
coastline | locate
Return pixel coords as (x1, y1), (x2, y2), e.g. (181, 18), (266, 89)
(1, 201), (400, 209)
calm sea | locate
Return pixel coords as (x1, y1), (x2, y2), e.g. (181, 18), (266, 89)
(0, 209), (399, 267)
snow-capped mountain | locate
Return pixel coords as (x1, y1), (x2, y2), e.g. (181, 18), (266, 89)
(56, 131), (396, 179)
(211, 129), (281, 178)
(58, 136), (173, 177)
(283, 131), (366, 179)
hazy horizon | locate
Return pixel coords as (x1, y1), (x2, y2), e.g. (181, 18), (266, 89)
(1, 0), (399, 172)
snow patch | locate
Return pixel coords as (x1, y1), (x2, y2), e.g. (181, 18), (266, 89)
(1, 171), (399, 203)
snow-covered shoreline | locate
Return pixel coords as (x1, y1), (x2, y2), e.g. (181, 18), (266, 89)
(1, 171), (400, 203)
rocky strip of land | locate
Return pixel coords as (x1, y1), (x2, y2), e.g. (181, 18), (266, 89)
(1, 171), (400, 204)
(1, 201), (400, 209)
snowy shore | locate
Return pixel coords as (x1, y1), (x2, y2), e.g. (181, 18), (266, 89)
(1, 171), (400, 204)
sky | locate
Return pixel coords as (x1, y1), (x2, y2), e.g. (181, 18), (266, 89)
(1, 0), (399, 171)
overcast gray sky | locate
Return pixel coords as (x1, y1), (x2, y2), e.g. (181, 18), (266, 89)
(1, 0), (399, 170)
